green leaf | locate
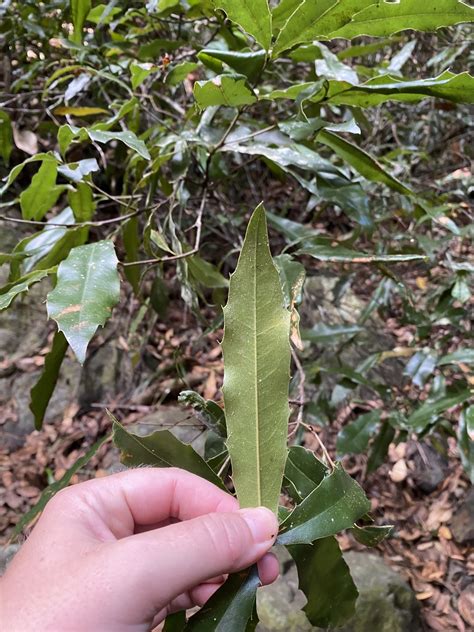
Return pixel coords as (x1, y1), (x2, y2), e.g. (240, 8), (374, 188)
(213, 0), (272, 50)
(272, 0), (304, 33)
(439, 349), (474, 366)
(0, 111), (13, 165)
(278, 464), (370, 545)
(273, 0), (339, 56)
(29, 331), (69, 430)
(0, 269), (51, 311)
(185, 567), (260, 631)
(351, 524), (393, 547)
(11, 435), (108, 539)
(58, 158), (100, 183)
(21, 207), (75, 274)
(163, 611), (186, 632)
(0, 153), (56, 195)
(20, 160), (64, 221)
(273, 254), (305, 309)
(458, 406), (474, 484)
(112, 417), (226, 489)
(165, 62), (199, 86)
(71, 0), (91, 44)
(405, 389), (471, 432)
(326, 71), (474, 107)
(317, 130), (411, 195)
(178, 390), (226, 437)
(298, 241), (425, 263)
(328, 0), (474, 39)
(284, 445), (328, 503)
(58, 125), (151, 160)
(68, 183), (96, 222)
(198, 50), (266, 83)
(289, 536), (358, 628)
(222, 204), (291, 513)
(122, 218), (141, 295)
(54, 106), (108, 117)
(188, 255), (229, 289)
(194, 75), (257, 108)
(336, 411), (381, 456)
(302, 323), (364, 344)
(366, 421), (396, 473)
(47, 241), (120, 364)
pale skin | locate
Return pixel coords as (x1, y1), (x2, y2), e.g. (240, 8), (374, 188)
(0, 468), (280, 631)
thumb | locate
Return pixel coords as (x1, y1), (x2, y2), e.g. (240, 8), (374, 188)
(112, 507), (278, 606)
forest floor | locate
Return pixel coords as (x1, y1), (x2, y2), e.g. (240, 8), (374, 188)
(1, 302), (472, 631)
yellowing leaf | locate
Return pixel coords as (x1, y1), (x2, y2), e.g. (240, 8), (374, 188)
(53, 106), (108, 116)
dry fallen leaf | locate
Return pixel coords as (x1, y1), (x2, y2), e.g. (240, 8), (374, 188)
(438, 526), (453, 540)
(389, 458), (408, 483)
(12, 126), (39, 155)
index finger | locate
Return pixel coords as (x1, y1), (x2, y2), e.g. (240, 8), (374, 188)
(44, 467), (238, 538)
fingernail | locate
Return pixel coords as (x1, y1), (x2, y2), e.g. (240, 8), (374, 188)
(240, 507), (278, 544)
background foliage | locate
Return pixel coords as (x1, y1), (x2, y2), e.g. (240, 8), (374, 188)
(0, 0), (473, 628)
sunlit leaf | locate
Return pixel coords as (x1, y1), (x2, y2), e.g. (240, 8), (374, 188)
(194, 75), (257, 108)
(20, 160), (64, 221)
(53, 106), (108, 116)
(47, 241), (120, 364)
(213, 0), (272, 50)
(222, 204), (291, 513)
(71, 0), (91, 44)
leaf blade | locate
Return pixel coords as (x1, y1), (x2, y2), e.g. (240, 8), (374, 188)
(222, 204), (291, 513)
(213, 0), (272, 50)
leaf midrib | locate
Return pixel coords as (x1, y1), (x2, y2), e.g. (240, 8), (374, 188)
(253, 218), (262, 505)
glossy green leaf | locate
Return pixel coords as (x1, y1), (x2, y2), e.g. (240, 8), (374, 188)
(165, 62), (199, 86)
(194, 75), (257, 108)
(326, 71), (474, 107)
(439, 349), (474, 366)
(112, 417), (225, 489)
(315, 43), (359, 84)
(178, 390), (226, 437)
(0, 269), (51, 311)
(30, 331), (69, 430)
(337, 411), (381, 456)
(20, 160), (63, 221)
(405, 389), (471, 432)
(71, 0), (91, 44)
(298, 241), (425, 263)
(329, 0), (474, 39)
(222, 204), (291, 513)
(351, 524), (393, 547)
(317, 130), (411, 195)
(271, 0), (304, 33)
(213, 0), (272, 50)
(47, 241), (120, 364)
(0, 111), (13, 165)
(186, 566), (260, 631)
(458, 406), (474, 483)
(198, 50), (266, 83)
(289, 536), (358, 628)
(59, 125), (151, 160)
(273, 0), (338, 56)
(11, 435), (108, 539)
(366, 421), (396, 473)
(58, 158), (100, 183)
(21, 208), (75, 274)
(284, 445), (328, 503)
(278, 464), (370, 545)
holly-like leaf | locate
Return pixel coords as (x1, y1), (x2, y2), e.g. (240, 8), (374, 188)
(329, 0), (474, 40)
(222, 204), (291, 513)
(194, 75), (257, 109)
(0, 269), (51, 311)
(112, 417), (226, 489)
(351, 524), (393, 547)
(289, 536), (358, 628)
(185, 566), (260, 631)
(284, 445), (328, 503)
(47, 241), (120, 364)
(30, 331), (69, 430)
(278, 464), (370, 545)
(336, 410), (381, 456)
(213, 0), (272, 50)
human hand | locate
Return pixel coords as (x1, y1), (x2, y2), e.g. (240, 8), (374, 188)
(0, 468), (279, 631)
